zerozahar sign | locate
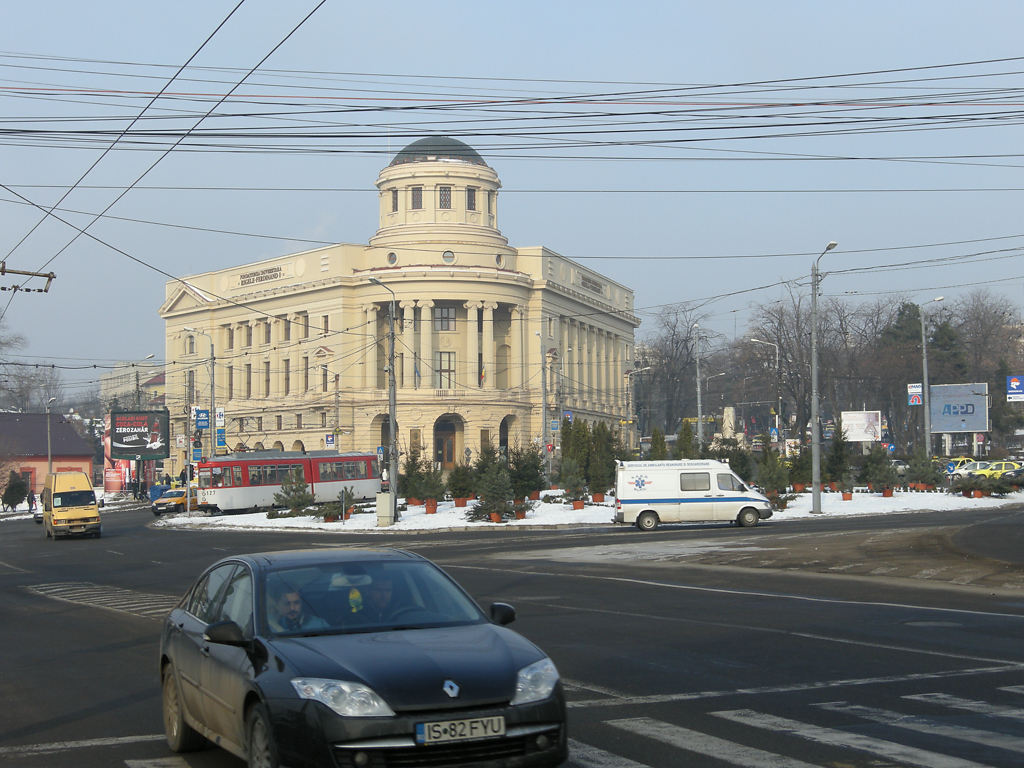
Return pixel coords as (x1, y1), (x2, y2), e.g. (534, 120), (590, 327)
(109, 409), (170, 460)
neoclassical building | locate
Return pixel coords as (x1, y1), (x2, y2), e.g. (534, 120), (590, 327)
(159, 137), (639, 478)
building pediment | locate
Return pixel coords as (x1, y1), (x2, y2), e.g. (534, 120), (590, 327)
(160, 283), (212, 315)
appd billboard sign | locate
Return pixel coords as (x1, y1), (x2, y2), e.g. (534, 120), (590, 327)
(109, 409), (170, 460)
(929, 383), (989, 434)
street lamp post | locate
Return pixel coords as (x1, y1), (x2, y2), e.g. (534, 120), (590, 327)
(624, 366), (650, 455)
(46, 396), (57, 474)
(810, 241), (838, 515)
(694, 323), (704, 449)
(920, 296), (944, 457)
(369, 278), (399, 524)
(537, 331), (549, 478)
(750, 338), (781, 438)
(184, 328), (215, 516)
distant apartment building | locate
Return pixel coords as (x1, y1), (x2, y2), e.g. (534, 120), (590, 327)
(159, 137), (639, 477)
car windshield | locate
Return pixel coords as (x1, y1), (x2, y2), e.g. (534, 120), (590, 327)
(261, 560), (487, 637)
(158, 489), (183, 500)
(52, 490), (96, 507)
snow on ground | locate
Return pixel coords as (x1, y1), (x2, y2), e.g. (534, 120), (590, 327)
(3, 487), (1019, 532)
(148, 488), (1023, 534)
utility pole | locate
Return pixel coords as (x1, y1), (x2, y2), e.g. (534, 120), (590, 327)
(369, 278), (399, 523)
(538, 331), (549, 478)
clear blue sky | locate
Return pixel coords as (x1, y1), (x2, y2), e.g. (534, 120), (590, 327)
(1, 1), (1023, 399)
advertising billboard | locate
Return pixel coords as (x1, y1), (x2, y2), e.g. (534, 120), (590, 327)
(929, 383), (989, 434)
(109, 409), (171, 459)
(839, 410), (882, 442)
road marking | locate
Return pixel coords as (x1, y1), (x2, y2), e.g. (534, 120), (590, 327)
(569, 664), (1024, 709)
(0, 734), (164, 757)
(562, 678), (631, 699)
(125, 759), (190, 767)
(905, 692), (1024, 721)
(712, 709), (994, 768)
(24, 582), (179, 619)
(817, 701), (1024, 752)
(0, 559), (26, 573)
(568, 738), (652, 767)
(607, 717), (820, 767)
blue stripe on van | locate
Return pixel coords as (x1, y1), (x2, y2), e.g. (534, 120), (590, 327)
(620, 496), (765, 505)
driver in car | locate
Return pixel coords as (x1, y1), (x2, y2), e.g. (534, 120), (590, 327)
(268, 583), (328, 632)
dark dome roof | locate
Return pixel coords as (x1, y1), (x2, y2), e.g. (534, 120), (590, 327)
(389, 136), (488, 167)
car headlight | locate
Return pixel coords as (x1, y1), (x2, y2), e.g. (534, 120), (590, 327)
(510, 658), (559, 706)
(291, 678), (395, 717)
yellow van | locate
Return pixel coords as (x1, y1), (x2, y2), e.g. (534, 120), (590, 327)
(42, 472), (103, 539)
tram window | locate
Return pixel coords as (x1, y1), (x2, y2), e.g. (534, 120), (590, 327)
(212, 468), (225, 488)
(233, 466), (243, 486)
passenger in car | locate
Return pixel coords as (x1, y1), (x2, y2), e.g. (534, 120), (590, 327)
(267, 582), (328, 632)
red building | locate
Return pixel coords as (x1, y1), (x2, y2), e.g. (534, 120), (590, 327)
(0, 413), (95, 494)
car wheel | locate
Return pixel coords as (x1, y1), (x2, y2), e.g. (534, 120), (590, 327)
(162, 664), (204, 753)
(636, 511), (658, 531)
(246, 702), (280, 768)
(737, 508), (760, 527)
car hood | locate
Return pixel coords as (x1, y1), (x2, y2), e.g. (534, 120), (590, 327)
(270, 624), (543, 710)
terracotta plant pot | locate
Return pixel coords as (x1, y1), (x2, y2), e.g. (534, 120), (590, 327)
(571, 500), (584, 510)
(345, 507), (354, 520)
(406, 497), (421, 507)
(454, 497), (468, 507)
(514, 510), (527, 520)
(829, 481), (838, 491)
(792, 483), (806, 493)
(488, 512), (503, 523)
(841, 491), (853, 501)
(424, 499), (437, 514)
(592, 492), (605, 503)
(881, 488), (894, 497)
(528, 490), (540, 500)
(972, 489), (984, 498)
(324, 515), (338, 523)
(550, 484), (559, 490)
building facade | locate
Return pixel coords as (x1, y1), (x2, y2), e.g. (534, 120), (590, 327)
(159, 137), (639, 478)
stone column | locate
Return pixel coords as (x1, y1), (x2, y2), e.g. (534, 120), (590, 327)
(482, 302), (497, 389)
(419, 300), (434, 389)
(510, 305), (524, 388)
(364, 305), (379, 389)
(560, 318), (571, 403)
(464, 301), (480, 388)
(575, 322), (584, 406)
(400, 300), (416, 389)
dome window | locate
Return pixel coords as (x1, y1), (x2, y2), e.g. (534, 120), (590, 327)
(466, 187), (477, 211)
(495, 254), (504, 268)
(411, 187), (423, 210)
(439, 186), (452, 209)
(387, 252), (398, 265)
(442, 250), (455, 264)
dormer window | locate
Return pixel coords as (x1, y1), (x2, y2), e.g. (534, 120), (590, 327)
(439, 185), (452, 209)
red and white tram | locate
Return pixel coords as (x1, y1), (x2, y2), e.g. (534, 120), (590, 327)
(196, 450), (380, 514)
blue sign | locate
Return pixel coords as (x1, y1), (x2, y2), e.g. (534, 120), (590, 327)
(191, 447), (202, 461)
(930, 383), (989, 433)
(563, 410), (573, 423)
(325, 433), (335, 446)
(769, 427), (779, 443)
(550, 420), (560, 432)
(377, 446), (385, 461)
(1008, 375), (1024, 402)
(195, 409), (210, 429)
(216, 428), (226, 448)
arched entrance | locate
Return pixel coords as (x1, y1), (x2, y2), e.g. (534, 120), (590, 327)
(433, 414), (465, 471)
(499, 415), (515, 455)
(291, 440), (305, 452)
(272, 441), (285, 451)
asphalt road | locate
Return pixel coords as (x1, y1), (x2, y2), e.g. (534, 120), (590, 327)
(2, 502), (1024, 767)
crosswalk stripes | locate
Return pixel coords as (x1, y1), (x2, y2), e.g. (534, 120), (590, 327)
(605, 717), (820, 767)
(567, 739), (653, 768)
(905, 692), (1024, 721)
(711, 708), (993, 768)
(816, 701), (1024, 753)
(24, 582), (180, 619)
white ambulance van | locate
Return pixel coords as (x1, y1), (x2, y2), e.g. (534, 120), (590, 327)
(614, 459), (771, 531)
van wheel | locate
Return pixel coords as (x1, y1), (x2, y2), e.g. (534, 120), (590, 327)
(738, 508), (760, 527)
(636, 511), (659, 531)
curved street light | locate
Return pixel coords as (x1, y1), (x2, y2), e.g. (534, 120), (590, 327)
(369, 277), (399, 524)
(46, 396), (57, 475)
(920, 296), (944, 457)
(810, 240), (838, 515)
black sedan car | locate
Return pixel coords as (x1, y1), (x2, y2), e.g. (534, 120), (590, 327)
(159, 548), (567, 767)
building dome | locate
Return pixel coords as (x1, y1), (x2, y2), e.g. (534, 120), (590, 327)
(389, 136), (488, 167)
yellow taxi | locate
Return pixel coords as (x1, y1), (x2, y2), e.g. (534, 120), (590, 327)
(968, 460), (1021, 479)
(151, 486), (201, 516)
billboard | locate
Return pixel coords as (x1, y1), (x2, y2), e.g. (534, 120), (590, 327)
(839, 410), (882, 442)
(109, 409), (171, 459)
(929, 383), (989, 434)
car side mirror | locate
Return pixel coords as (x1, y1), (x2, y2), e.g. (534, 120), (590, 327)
(490, 602), (516, 626)
(98, 499), (105, 508)
(204, 620), (248, 646)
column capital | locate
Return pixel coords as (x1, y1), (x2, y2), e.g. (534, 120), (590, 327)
(399, 300), (417, 311)
(482, 301), (499, 311)
(463, 300), (482, 311)
(419, 299), (435, 309)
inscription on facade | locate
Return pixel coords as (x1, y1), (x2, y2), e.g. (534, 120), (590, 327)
(580, 275), (605, 295)
(238, 264), (291, 288)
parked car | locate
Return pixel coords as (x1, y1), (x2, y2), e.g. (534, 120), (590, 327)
(950, 461), (990, 481)
(968, 460), (1021, 479)
(151, 487), (200, 516)
(159, 548), (567, 768)
(943, 456), (974, 475)
(889, 459), (909, 477)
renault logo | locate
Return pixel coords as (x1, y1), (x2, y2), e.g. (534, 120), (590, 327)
(443, 680), (460, 698)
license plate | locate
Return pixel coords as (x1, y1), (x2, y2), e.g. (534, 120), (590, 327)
(70, 526), (85, 532)
(416, 716), (505, 744)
